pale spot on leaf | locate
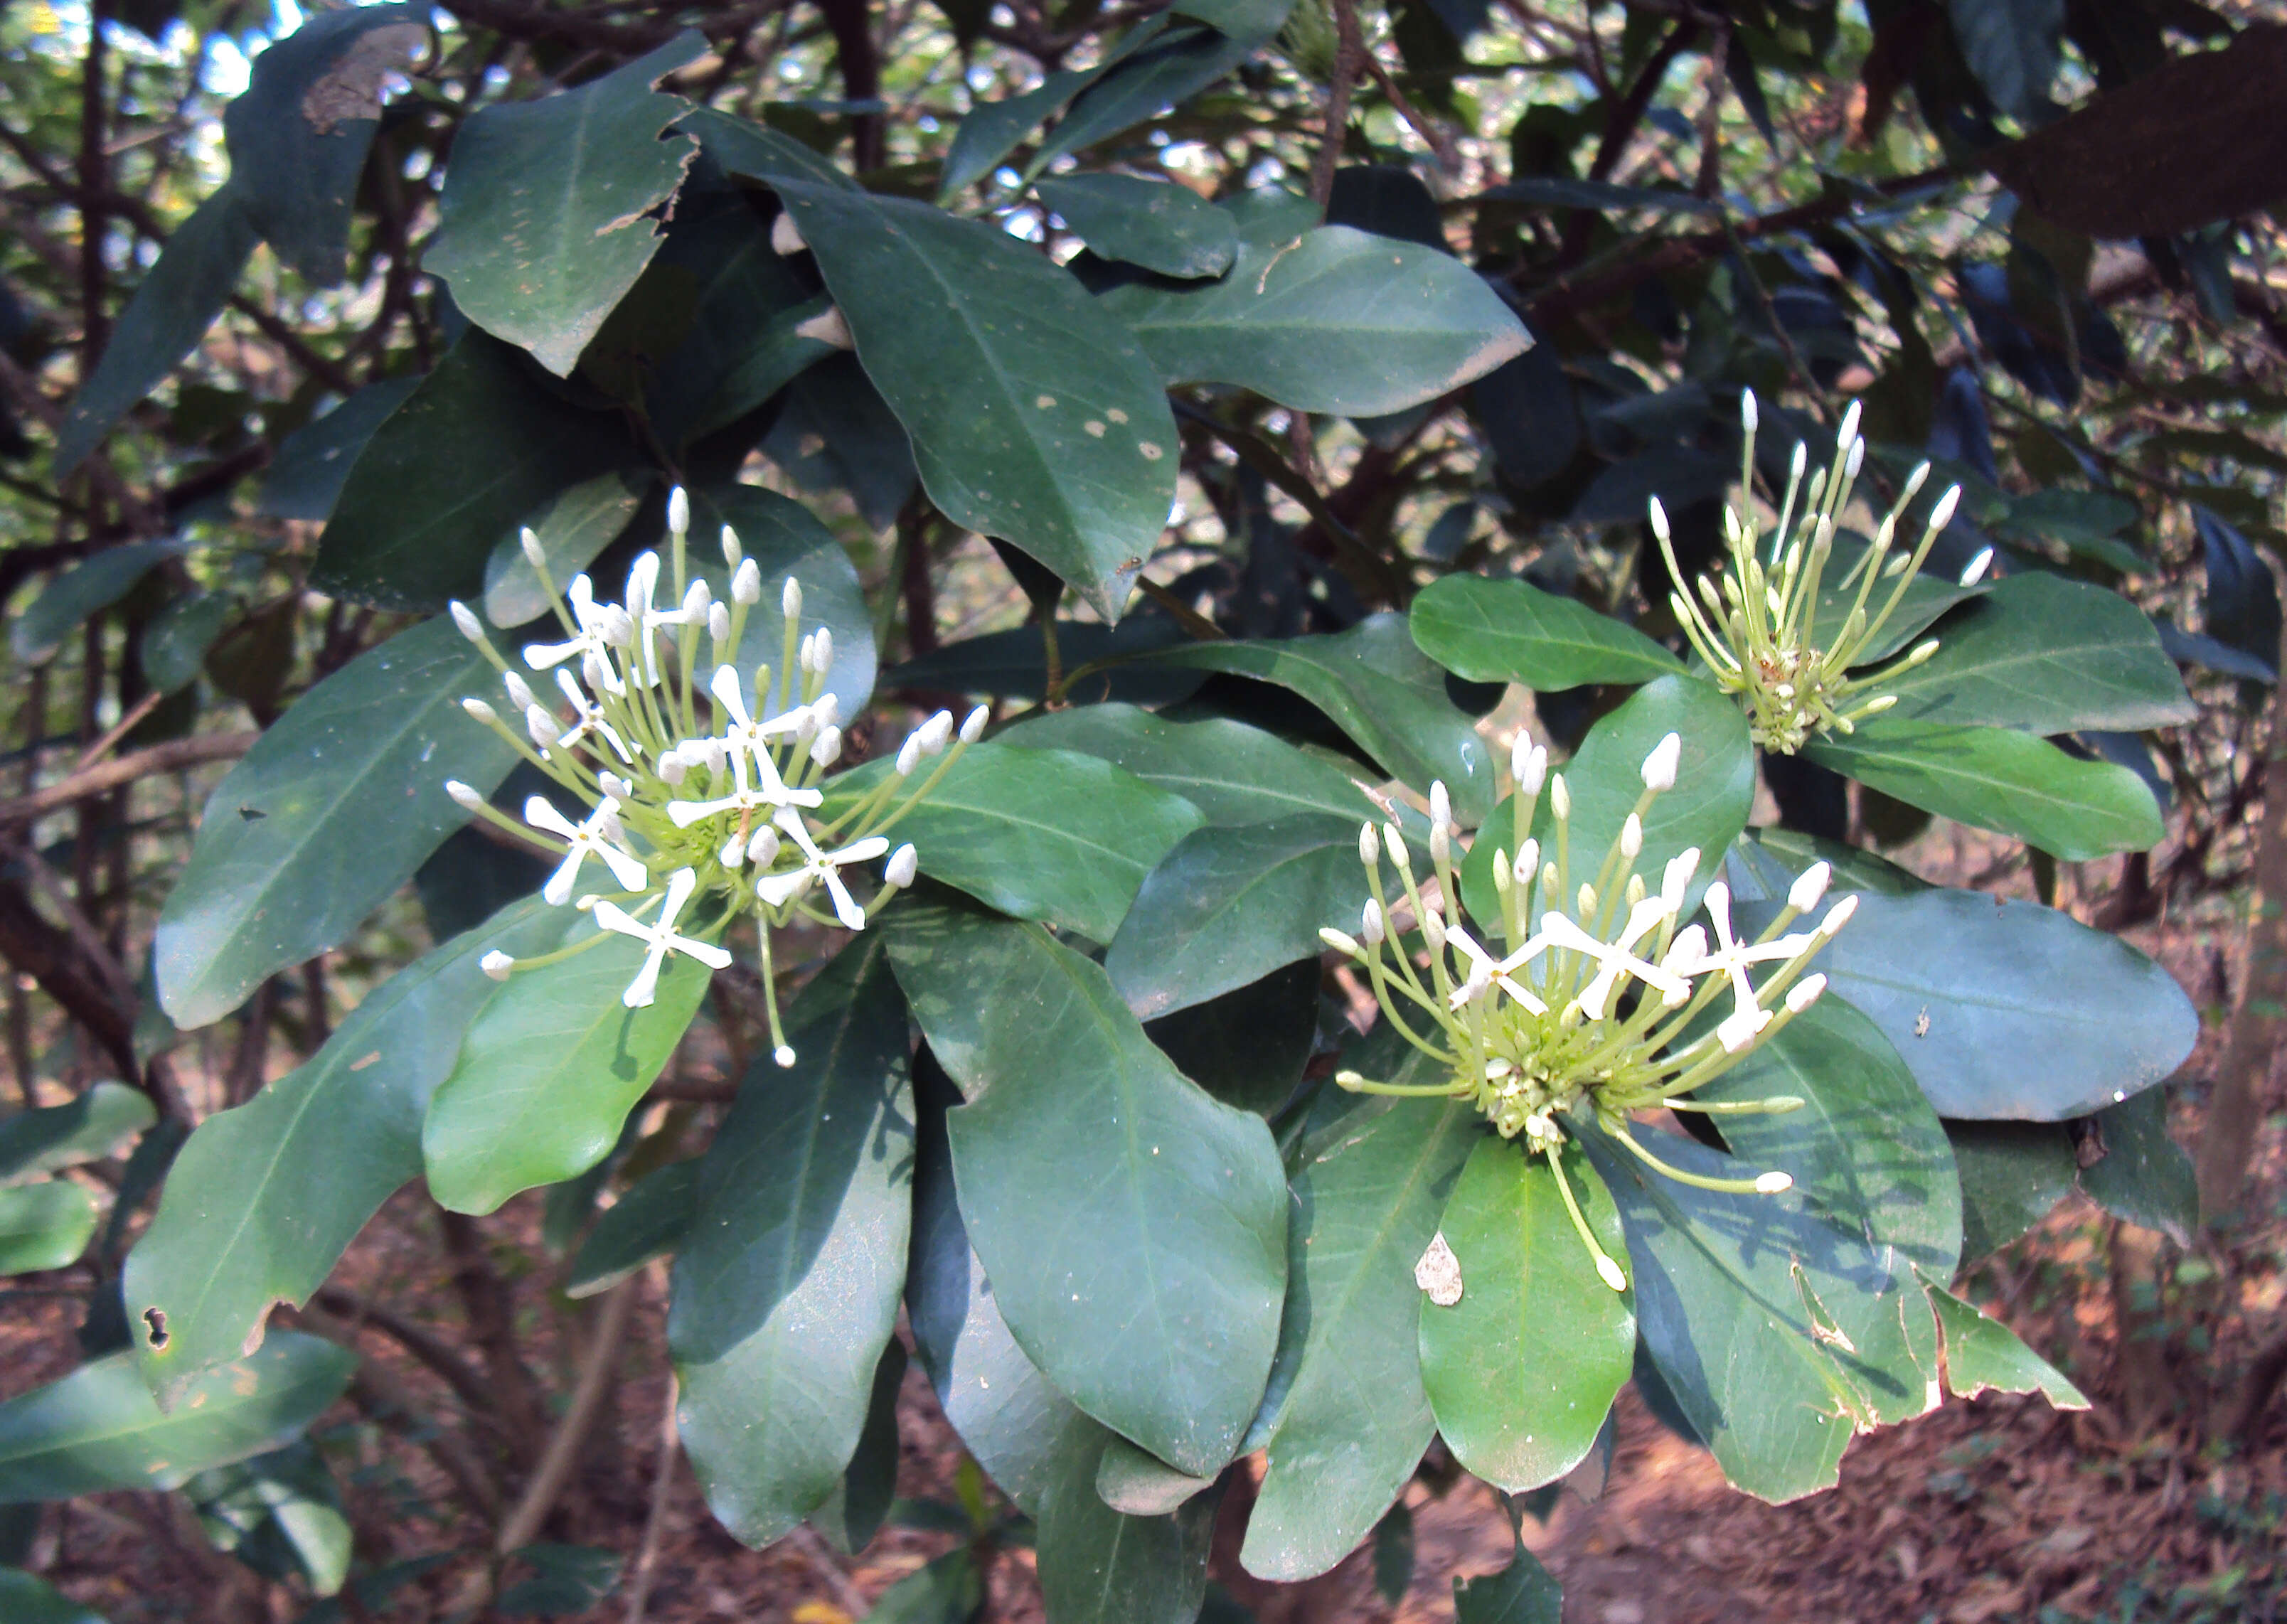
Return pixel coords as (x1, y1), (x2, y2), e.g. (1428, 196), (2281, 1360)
(1416, 1231), (1463, 1305)
(1084, 420), (1106, 437)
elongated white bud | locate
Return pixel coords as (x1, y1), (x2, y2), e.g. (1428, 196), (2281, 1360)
(1790, 439), (1807, 483)
(774, 1044), (798, 1069)
(797, 631), (816, 673)
(918, 711), (954, 754)
(1360, 898), (1385, 946)
(481, 951), (515, 981)
(502, 673), (536, 711)
(960, 706), (988, 744)
(720, 525), (743, 567)
(1358, 822), (1380, 868)
(449, 600), (485, 643)
(772, 211), (806, 255)
(445, 779), (483, 811)
(810, 725), (842, 766)
(1620, 813), (1643, 860)
(1959, 547), (1994, 586)
(1648, 495), (1671, 542)
(462, 698), (499, 724)
(526, 705), (560, 747)
(1786, 973), (1827, 1014)
(1641, 732), (1681, 793)
(521, 528), (547, 570)
(895, 734), (924, 777)
(747, 826), (781, 867)
(1788, 862), (1831, 914)
(733, 559), (762, 604)
(1596, 1254), (1628, 1292)
(667, 486), (689, 536)
(1429, 823), (1451, 869)
(1549, 774), (1570, 821)
(1838, 398), (1862, 452)
(1428, 781), (1451, 833)
(1383, 823), (1411, 874)
(1319, 926), (1362, 956)
(1740, 389), (1757, 435)
(709, 602), (731, 643)
(683, 579), (711, 621)
(885, 843), (917, 889)
(599, 772), (635, 801)
(1819, 894), (1858, 936)
(809, 628), (835, 673)
(1902, 462), (1931, 503)
(1928, 485), (1962, 533)
(782, 577), (803, 619)
(1845, 438), (1865, 480)
(1422, 909), (1447, 953)
(1513, 839), (1538, 886)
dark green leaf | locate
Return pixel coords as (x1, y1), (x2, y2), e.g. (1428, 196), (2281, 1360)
(771, 180), (1176, 619)
(2077, 1087), (2195, 1246)
(427, 37), (702, 374)
(140, 592), (234, 695)
(129, 899), (563, 1406)
(888, 619), (1203, 707)
(763, 354), (920, 533)
(822, 742), (1203, 943)
(184, 1440), (351, 1595)
(1033, 27), (1259, 176)
(1809, 534), (1985, 667)
(1143, 615), (1498, 822)
(1419, 1140), (1631, 1494)
(2195, 506), (2283, 678)
(0, 1335), (354, 1502)
(1470, 177), (1718, 215)
(1105, 814), (1366, 1019)
(314, 333), (639, 611)
(564, 1159), (699, 1298)
(1569, 448), (1729, 523)
(1949, 0), (2060, 119)
(154, 614), (521, 1027)
(0, 1081), (156, 1182)
(11, 541), (182, 663)
(496, 1544), (622, 1616)
(938, 70), (1098, 198)
(480, 472), (644, 630)
(1880, 573), (2195, 734)
(811, 1337), (907, 1554)
(52, 188), (259, 476)
(1948, 1121), (2074, 1261)
(1243, 1070), (1473, 1581)
(1171, 0), (1296, 33)
(1096, 227), (1530, 417)
(1036, 1425), (1217, 1624)
(686, 299), (838, 444)
(1372, 1501), (1414, 1604)
(257, 378), (419, 523)
(1409, 575), (1683, 690)
(865, 1549), (984, 1624)
(1725, 828), (1927, 902)
(1038, 174), (1238, 279)
(422, 926), (710, 1214)
(0, 1182), (97, 1276)
(998, 703), (1373, 826)
(0, 1569), (108, 1623)
(678, 107), (860, 195)
(224, 6), (428, 284)
(671, 944), (913, 1547)
(693, 483), (879, 714)
(1739, 887), (2197, 1120)
(1095, 1435), (1213, 1515)
(1143, 960), (1319, 1117)
(885, 900), (1286, 1477)
(1804, 718), (2163, 860)
(1451, 1529), (1562, 1623)
(1922, 1274), (2086, 1407)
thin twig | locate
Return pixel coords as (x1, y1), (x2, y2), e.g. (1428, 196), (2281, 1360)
(621, 1365), (682, 1624)
(494, 1273), (641, 1554)
(0, 732), (255, 828)
(1308, 0), (1366, 208)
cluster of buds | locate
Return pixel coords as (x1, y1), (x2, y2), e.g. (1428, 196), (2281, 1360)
(1653, 392), (1988, 754)
(1317, 732), (1855, 1291)
(444, 488), (981, 1067)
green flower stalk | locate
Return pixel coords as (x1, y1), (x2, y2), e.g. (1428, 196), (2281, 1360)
(1653, 392), (1985, 754)
(442, 488), (977, 1067)
(1318, 732), (1854, 1291)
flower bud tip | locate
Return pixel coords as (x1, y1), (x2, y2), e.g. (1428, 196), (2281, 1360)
(446, 780), (481, 810)
(732, 559), (762, 604)
(480, 951), (514, 981)
(1786, 973), (1827, 1014)
(1596, 1255), (1628, 1293)
(1787, 861), (1830, 913)
(720, 525), (743, 567)
(1959, 547), (1993, 586)
(960, 705), (988, 744)
(782, 577), (803, 619)
(886, 843), (917, 889)
(1641, 732), (1681, 793)
(774, 1045), (798, 1069)
(667, 486), (689, 536)
(520, 528), (547, 570)
(449, 600), (484, 642)
(1754, 1170), (1794, 1194)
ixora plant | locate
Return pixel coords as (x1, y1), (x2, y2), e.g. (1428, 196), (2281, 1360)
(0, 9), (2218, 1622)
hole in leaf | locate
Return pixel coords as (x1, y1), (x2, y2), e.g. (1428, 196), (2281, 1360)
(142, 1307), (169, 1350)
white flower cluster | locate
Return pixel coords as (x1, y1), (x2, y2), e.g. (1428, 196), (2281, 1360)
(445, 489), (978, 1065)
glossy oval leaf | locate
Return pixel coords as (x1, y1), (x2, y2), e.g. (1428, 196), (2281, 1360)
(153, 616), (521, 1027)
(1039, 173), (1238, 279)
(1419, 1139), (1631, 1494)
(1739, 887), (2197, 1121)
(998, 703), (1374, 826)
(672, 942), (913, 1547)
(1410, 574), (1683, 690)
(0, 1335), (353, 1502)
(821, 742), (1202, 944)
(1244, 1056), (1475, 1581)
(1037, 1426), (1217, 1624)
(128, 899), (563, 1406)
(0, 1182), (99, 1276)
(884, 899), (1286, 1478)
(422, 926), (710, 1214)
(1105, 813), (1370, 1019)
(1143, 614), (1497, 822)
(1804, 717), (2163, 860)
(1878, 572), (2195, 734)
(1096, 225), (1530, 417)
(0, 1081), (156, 1183)
(772, 179), (1177, 621)
(426, 36), (702, 375)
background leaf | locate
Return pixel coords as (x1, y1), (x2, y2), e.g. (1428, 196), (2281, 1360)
(0, 1182), (98, 1276)
(1410, 575), (1683, 690)
(1039, 174), (1237, 279)
(0, 1081), (155, 1183)
(999, 703), (1373, 826)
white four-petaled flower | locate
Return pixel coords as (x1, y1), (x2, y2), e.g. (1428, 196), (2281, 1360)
(526, 796), (649, 906)
(592, 867), (733, 1008)
(754, 812), (890, 931)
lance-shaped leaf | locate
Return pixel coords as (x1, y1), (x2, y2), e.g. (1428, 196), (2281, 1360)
(1805, 717), (2163, 861)
(224, 5), (429, 284)
(1878, 572), (2195, 734)
(672, 942), (914, 1546)
(1410, 574), (1683, 690)
(0, 1335), (354, 1502)
(2077, 1087), (2196, 1246)
(127, 899), (562, 1406)
(12, 541), (184, 663)
(1039, 174), (1238, 279)
(1736, 887), (2197, 1120)
(1104, 813), (1370, 1019)
(422, 928), (710, 1214)
(481, 472), (644, 630)
(998, 703), (1374, 827)
(154, 615), (522, 1027)
(259, 378), (420, 523)
(1419, 1140), (1631, 1495)
(1142, 614), (1498, 822)
(812, 1339), (907, 1555)
(884, 899), (1286, 1478)
(0, 1081), (155, 1183)
(767, 180), (1177, 620)
(1095, 226), (1530, 416)
(426, 35), (703, 375)
(0, 1182), (98, 1276)
(1029, 23), (1259, 175)
(1244, 1060), (1475, 1580)
(1921, 1273), (2087, 1408)
(819, 742), (1202, 944)
(314, 333), (639, 612)
(50, 187), (259, 476)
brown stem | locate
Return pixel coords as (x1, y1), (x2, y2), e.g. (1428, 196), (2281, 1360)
(1308, 0), (1367, 209)
(311, 1286), (503, 1424)
(439, 1210), (550, 1470)
(900, 511), (939, 657)
(2227, 1316), (2287, 1444)
(494, 1275), (640, 1554)
(620, 1369), (682, 1624)
(0, 876), (139, 1083)
(818, 0), (885, 170)
(0, 732), (257, 828)
(78, 0), (110, 370)
(292, 1300), (506, 1518)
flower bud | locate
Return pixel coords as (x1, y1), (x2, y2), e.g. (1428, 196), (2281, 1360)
(599, 772), (635, 801)
(445, 779), (483, 810)
(480, 951), (515, 981)
(1819, 894), (1858, 936)
(709, 602), (732, 643)
(1845, 437), (1865, 480)
(1382, 823), (1411, 874)
(1790, 439), (1807, 483)
(1648, 495), (1671, 543)
(1548, 773), (1570, 821)
(733, 559), (762, 604)
(1786, 973), (1827, 1014)
(1928, 484), (1962, 534)
(1620, 813), (1643, 860)
(449, 600), (485, 643)
(667, 486), (689, 536)
(658, 749), (689, 786)
(918, 712), (954, 754)
(1754, 1170), (1794, 1194)
(1596, 1254), (1628, 1293)
(526, 705), (560, 747)
(1660, 848), (1697, 913)
(1318, 926), (1361, 956)
(1740, 388), (1757, 435)
(747, 826), (781, 867)
(1421, 909), (1446, 953)
(520, 528), (547, 570)
(1787, 862), (1831, 914)
(797, 631), (816, 673)
(1577, 882), (1596, 917)
(462, 698), (499, 724)
(810, 725), (842, 766)
(895, 734), (924, 777)
(683, 579), (711, 621)
(774, 1044), (798, 1069)
(1513, 839), (1538, 887)
(1428, 781), (1451, 833)
(1429, 823), (1451, 869)
(1360, 898), (1385, 946)
(1641, 733), (1682, 794)
(960, 706), (988, 744)
(885, 843), (917, 889)
(1959, 547), (1993, 587)
(720, 525), (743, 567)
(1358, 822), (1380, 867)
(782, 577), (803, 620)
(1838, 398), (1862, 452)
(810, 627), (834, 674)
